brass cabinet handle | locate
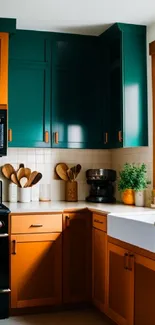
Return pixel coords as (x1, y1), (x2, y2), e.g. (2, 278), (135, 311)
(128, 254), (134, 271)
(124, 253), (128, 270)
(118, 130), (122, 142)
(8, 129), (12, 142)
(94, 219), (103, 224)
(30, 224), (43, 227)
(12, 240), (17, 255)
(104, 132), (108, 144)
(54, 132), (59, 144)
(66, 216), (70, 228)
(44, 131), (49, 143)
(0, 289), (11, 293)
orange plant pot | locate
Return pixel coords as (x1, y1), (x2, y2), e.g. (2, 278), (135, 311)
(122, 189), (135, 205)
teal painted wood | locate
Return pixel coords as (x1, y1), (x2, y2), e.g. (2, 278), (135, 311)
(100, 23), (148, 148)
(122, 27), (148, 147)
(51, 38), (105, 149)
(0, 18), (16, 33)
(8, 33), (51, 148)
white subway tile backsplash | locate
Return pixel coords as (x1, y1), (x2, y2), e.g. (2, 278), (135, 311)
(0, 145), (153, 202)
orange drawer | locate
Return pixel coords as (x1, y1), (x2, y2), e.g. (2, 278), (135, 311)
(93, 213), (107, 232)
(11, 214), (62, 234)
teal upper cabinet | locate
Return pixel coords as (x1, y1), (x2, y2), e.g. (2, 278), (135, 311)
(51, 38), (105, 149)
(100, 23), (148, 148)
(8, 31), (51, 148)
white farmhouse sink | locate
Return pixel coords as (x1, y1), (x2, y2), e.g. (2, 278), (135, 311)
(108, 212), (155, 253)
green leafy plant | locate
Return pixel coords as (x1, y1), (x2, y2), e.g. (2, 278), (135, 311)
(118, 163), (148, 192)
(133, 163), (147, 191)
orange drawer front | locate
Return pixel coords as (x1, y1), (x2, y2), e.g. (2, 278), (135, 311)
(93, 214), (107, 232)
(11, 214), (62, 234)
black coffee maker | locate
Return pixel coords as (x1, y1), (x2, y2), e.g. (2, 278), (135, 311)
(86, 169), (116, 203)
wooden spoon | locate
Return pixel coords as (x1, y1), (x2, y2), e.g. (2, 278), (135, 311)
(2, 164), (15, 180)
(31, 173), (42, 186)
(56, 163), (69, 181)
(20, 177), (28, 188)
(24, 171), (38, 187)
(11, 173), (20, 186)
(23, 168), (31, 179)
(17, 167), (25, 181)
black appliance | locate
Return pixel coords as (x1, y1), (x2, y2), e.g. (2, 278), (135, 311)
(0, 110), (7, 156)
(0, 181), (10, 318)
(86, 169), (116, 203)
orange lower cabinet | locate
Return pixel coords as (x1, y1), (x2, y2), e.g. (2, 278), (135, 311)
(11, 233), (62, 309)
(92, 227), (107, 312)
(106, 243), (134, 325)
(134, 254), (155, 325)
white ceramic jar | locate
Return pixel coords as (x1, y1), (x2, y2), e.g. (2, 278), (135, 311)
(9, 183), (18, 203)
(134, 190), (145, 207)
(19, 187), (31, 203)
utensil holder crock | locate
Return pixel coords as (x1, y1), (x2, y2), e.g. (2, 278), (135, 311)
(65, 181), (78, 202)
(19, 187), (31, 203)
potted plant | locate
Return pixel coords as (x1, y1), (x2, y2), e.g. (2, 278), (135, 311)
(118, 163), (136, 205)
(133, 163), (147, 207)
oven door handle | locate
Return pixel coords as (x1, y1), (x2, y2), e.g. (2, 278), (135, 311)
(0, 233), (8, 238)
(0, 289), (11, 293)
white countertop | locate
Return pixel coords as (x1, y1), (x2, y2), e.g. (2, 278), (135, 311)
(4, 200), (153, 215)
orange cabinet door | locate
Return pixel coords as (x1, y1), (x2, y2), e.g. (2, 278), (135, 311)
(63, 211), (92, 303)
(106, 243), (134, 325)
(0, 33), (8, 108)
(134, 254), (155, 325)
(92, 227), (107, 313)
(11, 233), (62, 309)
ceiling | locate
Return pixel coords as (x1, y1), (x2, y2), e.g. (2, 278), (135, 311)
(1, 0), (155, 35)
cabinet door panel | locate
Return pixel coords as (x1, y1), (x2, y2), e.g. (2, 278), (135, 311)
(92, 228), (107, 312)
(9, 63), (50, 147)
(134, 254), (155, 325)
(63, 211), (92, 303)
(0, 33), (8, 107)
(11, 233), (62, 309)
(107, 243), (134, 325)
(52, 40), (104, 149)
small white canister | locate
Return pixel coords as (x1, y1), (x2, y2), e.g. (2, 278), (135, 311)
(9, 183), (18, 203)
(31, 184), (39, 202)
(19, 187), (31, 203)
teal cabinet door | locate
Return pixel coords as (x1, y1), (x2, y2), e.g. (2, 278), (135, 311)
(51, 39), (105, 149)
(8, 31), (51, 148)
(100, 23), (148, 149)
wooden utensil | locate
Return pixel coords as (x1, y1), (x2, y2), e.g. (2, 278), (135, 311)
(17, 167), (25, 181)
(25, 171), (38, 187)
(20, 177), (28, 188)
(56, 163), (69, 181)
(23, 168), (31, 179)
(11, 173), (20, 186)
(67, 168), (75, 182)
(17, 163), (24, 172)
(70, 164), (82, 181)
(2, 164), (15, 180)
(31, 172), (42, 186)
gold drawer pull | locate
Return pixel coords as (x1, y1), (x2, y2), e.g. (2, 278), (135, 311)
(44, 131), (49, 143)
(94, 219), (103, 224)
(54, 132), (59, 144)
(104, 132), (108, 144)
(8, 129), (12, 142)
(30, 224), (43, 227)
(118, 130), (122, 142)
